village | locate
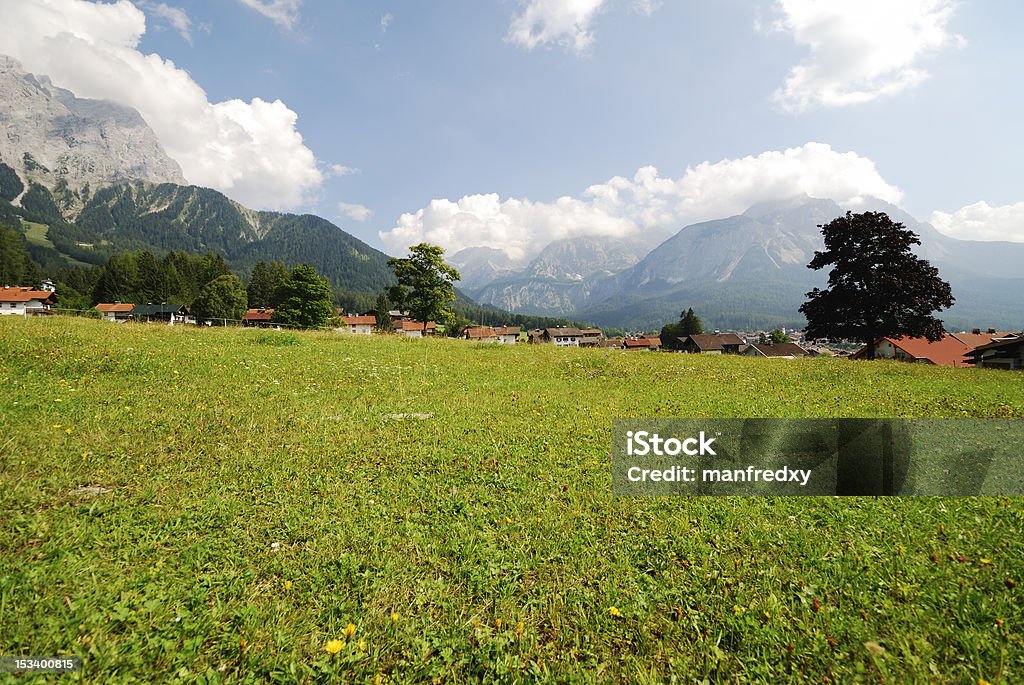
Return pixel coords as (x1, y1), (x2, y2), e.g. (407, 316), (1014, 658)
(2, 284), (1021, 370)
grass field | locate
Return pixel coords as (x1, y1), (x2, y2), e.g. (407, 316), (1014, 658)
(1, 316), (1022, 683)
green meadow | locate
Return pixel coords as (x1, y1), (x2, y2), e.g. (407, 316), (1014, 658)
(1, 316), (1022, 684)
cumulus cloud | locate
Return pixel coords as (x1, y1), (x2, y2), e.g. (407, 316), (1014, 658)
(339, 202), (373, 222)
(380, 143), (903, 259)
(0, 0), (326, 210)
(766, 0), (964, 112)
(507, 0), (606, 54)
(328, 164), (359, 177)
(237, 0), (302, 30)
(930, 201), (1024, 243)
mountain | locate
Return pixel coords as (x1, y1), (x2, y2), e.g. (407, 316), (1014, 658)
(449, 246), (518, 290)
(466, 235), (642, 315)
(460, 195), (1024, 331)
(5, 177), (396, 299)
(0, 55), (186, 206)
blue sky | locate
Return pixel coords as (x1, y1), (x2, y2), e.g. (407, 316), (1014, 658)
(3, 0), (1024, 257)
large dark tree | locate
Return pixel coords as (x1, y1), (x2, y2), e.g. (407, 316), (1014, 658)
(660, 307), (704, 348)
(271, 264), (335, 328)
(193, 274), (248, 323)
(800, 211), (954, 359)
(387, 243), (461, 335)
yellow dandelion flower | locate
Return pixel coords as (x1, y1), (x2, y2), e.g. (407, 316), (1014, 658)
(373, 675), (383, 685)
(344, 623), (356, 638)
(979, 558), (991, 565)
(325, 639), (344, 655)
(978, 679), (991, 685)
(764, 611), (771, 619)
(51, 424), (62, 429)
(284, 580), (293, 590)
(357, 638), (366, 652)
(609, 606), (621, 617)
(495, 618), (502, 628)
(391, 612), (399, 624)
(733, 605), (741, 614)
(516, 620), (524, 636)
(505, 517), (512, 524)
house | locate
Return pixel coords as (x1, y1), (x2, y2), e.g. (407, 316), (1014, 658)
(742, 342), (809, 358)
(578, 329), (604, 347)
(599, 337), (625, 349)
(388, 310), (411, 327)
(396, 320), (437, 337)
(95, 302), (135, 322)
(950, 328), (1016, 349)
(130, 303), (189, 324)
(623, 336), (661, 351)
(338, 315), (376, 334)
(0, 286), (57, 316)
(852, 335), (973, 366)
(539, 327), (582, 346)
(965, 335), (1024, 370)
(243, 307), (275, 327)
(679, 333), (745, 354)
(463, 325), (499, 342)
(494, 326), (520, 344)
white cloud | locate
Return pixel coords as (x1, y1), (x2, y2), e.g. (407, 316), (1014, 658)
(339, 202), (373, 222)
(630, 0), (661, 17)
(380, 13), (393, 33)
(380, 143), (903, 260)
(141, 2), (192, 43)
(507, 0), (606, 54)
(328, 164), (359, 177)
(766, 0), (964, 112)
(930, 201), (1024, 243)
(237, 0), (301, 30)
(0, 0), (325, 210)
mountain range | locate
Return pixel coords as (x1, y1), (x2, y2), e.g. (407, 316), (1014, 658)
(457, 195), (1024, 331)
(3, 54), (1022, 331)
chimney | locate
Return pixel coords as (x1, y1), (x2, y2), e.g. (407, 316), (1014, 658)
(987, 328), (997, 334)
(972, 328), (981, 335)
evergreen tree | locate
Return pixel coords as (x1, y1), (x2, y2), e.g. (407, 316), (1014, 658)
(0, 223), (42, 286)
(374, 291), (394, 332)
(271, 264), (336, 328)
(247, 260), (287, 308)
(659, 307), (704, 348)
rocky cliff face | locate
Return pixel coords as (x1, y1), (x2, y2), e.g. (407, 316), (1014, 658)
(0, 55), (186, 203)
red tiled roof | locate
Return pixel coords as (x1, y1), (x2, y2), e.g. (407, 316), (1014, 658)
(400, 320), (436, 331)
(2, 287), (56, 303)
(579, 329), (603, 336)
(950, 332), (1015, 349)
(875, 335), (973, 367)
(95, 302), (135, 313)
(243, 308), (274, 321)
(624, 337), (660, 348)
(342, 315), (376, 326)
(464, 326), (497, 339)
(494, 326), (520, 336)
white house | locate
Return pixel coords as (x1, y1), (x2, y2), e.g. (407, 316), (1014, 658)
(0, 286), (57, 316)
(494, 326), (521, 344)
(338, 315), (376, 334)
(95, 303), (135, 322)
(540, 327), (581, 346)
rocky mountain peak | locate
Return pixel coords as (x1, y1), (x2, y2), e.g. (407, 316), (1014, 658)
(0, 55), (186, 205)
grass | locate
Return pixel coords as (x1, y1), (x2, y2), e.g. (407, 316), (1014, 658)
(19, 220), (55, 249)
(1, 316), (1022, 683)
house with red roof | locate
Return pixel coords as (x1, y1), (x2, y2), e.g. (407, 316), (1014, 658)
(494, 326), (521, 344)
(742, 342), (809, 358)
(852, 335), (973, 366)
(1, 286), (57, 316)
(242, 307), (275, 327)
(623, 336), (661, 351)
(396, 320), (437, 338)
(338, 315), (376, 335)
(462, 325), (498, 342)
(965, 335), (1024, 370)
(95, 302), (134, 322)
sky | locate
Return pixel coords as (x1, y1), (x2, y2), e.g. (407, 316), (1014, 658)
(1, 0), (1023, 260)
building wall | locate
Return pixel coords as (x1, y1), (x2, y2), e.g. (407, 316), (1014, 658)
(0, 302), (26, 315)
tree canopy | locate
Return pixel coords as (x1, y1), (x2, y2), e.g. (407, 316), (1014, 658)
(799, 211), (954, 359)
(193, 274), (248, 322)
(659, 307), (704, 348)
(271, 264), (335, 329)
(247, 260), (288, 308)
(387, 243), (461, 334)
